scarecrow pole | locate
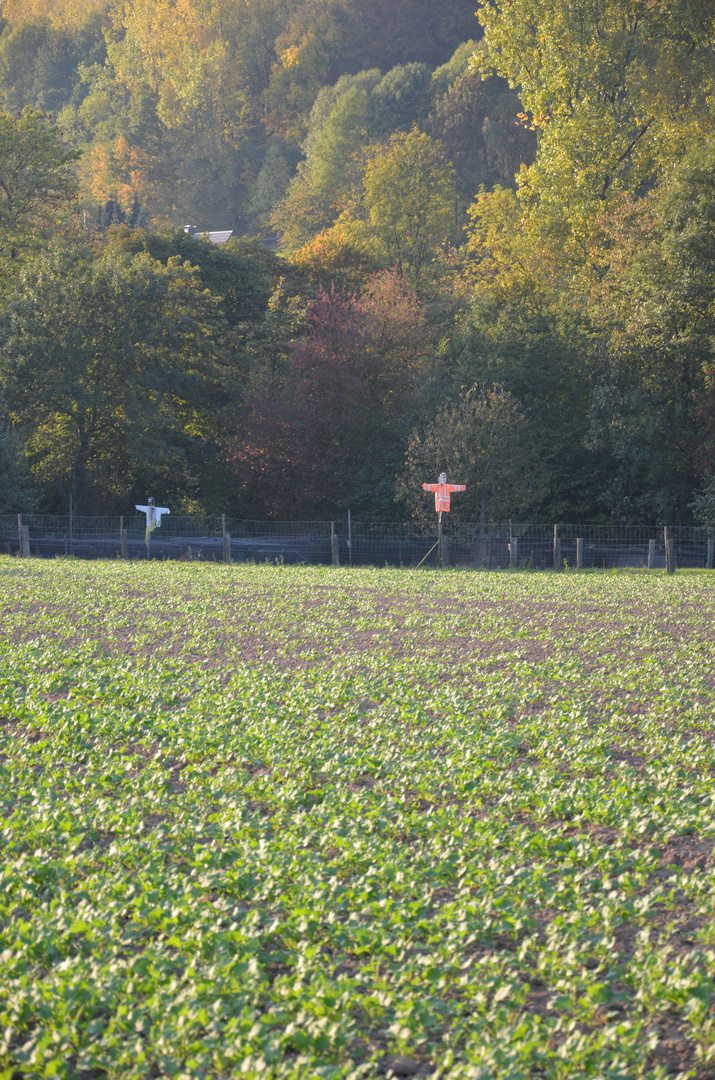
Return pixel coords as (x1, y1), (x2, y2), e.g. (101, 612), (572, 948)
(422, 472), (466, 569)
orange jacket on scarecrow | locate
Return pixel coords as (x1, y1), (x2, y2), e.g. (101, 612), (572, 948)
(422, 476), (466, 514)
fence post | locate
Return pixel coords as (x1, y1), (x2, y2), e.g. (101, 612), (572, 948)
(222, 514), (232, 565)
(664, 526), (676, 574)
(347, 509), (353, 566)
(553, 524), (561, 571)
(331, 521), (340, 567)
(69, 494), (73, 557)
(120, 515), (128, 560)
(576, 537), (583, 571)
(647, 539), (655, 569)
(17, 515), (30, 558)
(707, 538), (713, 570)
(510, 536), (518, 569)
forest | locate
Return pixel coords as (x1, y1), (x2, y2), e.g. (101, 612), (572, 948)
(0, 0), (714, 526)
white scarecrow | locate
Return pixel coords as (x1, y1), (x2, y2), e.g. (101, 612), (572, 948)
(135, 497), (170, 546)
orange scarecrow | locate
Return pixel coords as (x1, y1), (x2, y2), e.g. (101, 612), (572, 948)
(422, 472), (466, 522)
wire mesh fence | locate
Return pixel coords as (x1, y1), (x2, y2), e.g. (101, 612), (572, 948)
(1, 513), (713, 570)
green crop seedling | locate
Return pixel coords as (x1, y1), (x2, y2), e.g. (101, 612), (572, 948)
(1, 560), (714, 1079)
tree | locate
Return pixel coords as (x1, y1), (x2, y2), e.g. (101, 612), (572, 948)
(299, 72), (381, 214)
(0, 13), (107, 116)
(0, 106), (79, 262)
(362, 128), (456, 281)
(263, 0), (481, 141)
(0, 424), (37, 514)
(429, 70), (535, 215)
(225, 272), (432, 517)
(370, 62), (432, 136)
(691, 477), (715, 536)
(474, 0), (715, 266)
(398, 385), (546, 522)
(270, 69), (383, 249)
(63, 0), (293, 232)
(104, 226), (280, 329)
(583, 134), (715, 522)
(0, 1), (110, 31)
(0, 242), (231, 511)
(249, 144), (297, 231)
(264, 5), (353, 143)
(291, 214), (384, 294)
(271, 64), (442, 250)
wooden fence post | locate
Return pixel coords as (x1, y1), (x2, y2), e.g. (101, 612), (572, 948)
(17, 515), (30, 558)
(576, 537), (583, 571)
(331, 521), (340, 567)
(553, 524), (561, 571)
(120, 515), (128, 560)
(347, 509), (353, 566)
(222, 514), (232, 564)
(510, 536), (518, 569)
(707, 538), (713, 570)
(647, 539), (655, 569)
(664, 527), (676, 574)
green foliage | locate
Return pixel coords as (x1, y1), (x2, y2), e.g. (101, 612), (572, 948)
(370, 62), (433, 135)
(0, 423), (36, 513)
(264, 0), (481, 141)
(398, 385), (546, 521)
(249, 145), (298, 230)
(0, 242), (232, 511)
(477, 0), (715, 148)
(362, 127), (456, 282)
(104, 226), (281, 327)
(0, 13), (106, 116)
(431, 38), (480, 99)
(302, 71), (381, 211)
(272, 63), (440, 250)
(474, 0), (715, 255)
(582, 136), (715, 522)
(656, 137), (715, 348)
(1, 561), (715, 1077)
(691, 477), (715, 536)
(429, 71), (535, 215)
(0, 105), (79, 264)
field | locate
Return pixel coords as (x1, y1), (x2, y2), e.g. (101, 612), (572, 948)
(1, 560), (715, 1080)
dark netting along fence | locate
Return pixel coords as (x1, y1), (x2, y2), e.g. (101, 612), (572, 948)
(1, 514), (714, 570)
